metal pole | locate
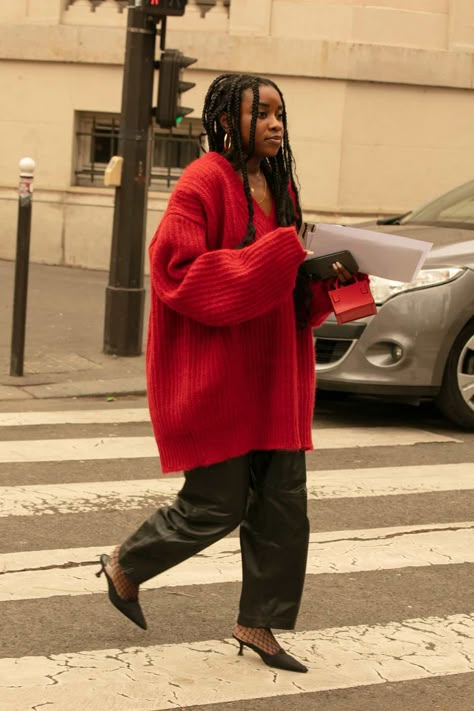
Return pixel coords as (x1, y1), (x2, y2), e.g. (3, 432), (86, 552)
(10, 157), (35, 377)
(103, 4), (157, 356)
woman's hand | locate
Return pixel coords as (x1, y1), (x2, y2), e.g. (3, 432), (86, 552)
(332, 261), (354, 284)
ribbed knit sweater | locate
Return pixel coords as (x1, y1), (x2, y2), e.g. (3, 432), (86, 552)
(146, 152), (334, 473)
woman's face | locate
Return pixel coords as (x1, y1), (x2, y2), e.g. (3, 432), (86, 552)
(239, 84), (284, 160)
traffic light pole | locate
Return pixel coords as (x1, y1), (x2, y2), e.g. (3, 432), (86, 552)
(103, 6), (157, 356)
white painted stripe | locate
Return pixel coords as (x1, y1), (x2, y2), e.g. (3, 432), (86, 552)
(2, 463), (473, 517)
(0, 405), (461, 452)
(1, 613), (474, 710)
(0, 436), (158, 463)
(314, 462), (474, 498)
(0, 428), (460, 463)
(0, 408), (151, 427)
(311, 427), (462, 448)
(0, 477), (181, 517)
(1, 522), (473, 602)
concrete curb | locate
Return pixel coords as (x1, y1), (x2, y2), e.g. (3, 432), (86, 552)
(0, 386), (34, 401)
(0, 377), (147, 401)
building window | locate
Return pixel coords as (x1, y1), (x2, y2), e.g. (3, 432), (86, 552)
(74, 112), (202, 190)
(152, 121), (202, 189)
(75, 113), (119, 187)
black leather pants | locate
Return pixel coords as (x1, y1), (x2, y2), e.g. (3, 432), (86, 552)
(119, 450), (309, 629)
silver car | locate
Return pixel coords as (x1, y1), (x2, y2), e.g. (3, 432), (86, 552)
(313, 179), (474, 429)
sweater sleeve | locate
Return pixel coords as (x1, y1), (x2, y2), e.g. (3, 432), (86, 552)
(308, 278), (334, 327)
(149, 210), (307, 327)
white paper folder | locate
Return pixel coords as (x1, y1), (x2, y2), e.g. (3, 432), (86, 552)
(304, 223), (433, 283)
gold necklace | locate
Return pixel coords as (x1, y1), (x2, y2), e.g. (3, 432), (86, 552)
(253, 179), (267, 205)
(249, 170), (267, 204)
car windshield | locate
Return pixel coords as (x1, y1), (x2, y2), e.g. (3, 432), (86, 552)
(401, 179), (474, 229)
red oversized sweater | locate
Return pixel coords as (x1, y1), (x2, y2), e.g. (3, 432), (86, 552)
(146, 152), (334, 473)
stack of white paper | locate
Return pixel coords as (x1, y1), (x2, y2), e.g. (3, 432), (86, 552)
(304, 223), (432, 282)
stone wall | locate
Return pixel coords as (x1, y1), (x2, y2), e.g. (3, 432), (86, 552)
(0, 0), (473, 270)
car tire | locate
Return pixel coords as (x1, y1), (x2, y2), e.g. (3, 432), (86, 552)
(436, 319), (474, 429)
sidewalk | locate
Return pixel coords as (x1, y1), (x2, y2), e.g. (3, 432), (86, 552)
(0, 260), (148, 402)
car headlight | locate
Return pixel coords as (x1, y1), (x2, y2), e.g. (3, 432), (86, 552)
(370, 267), (465, 305)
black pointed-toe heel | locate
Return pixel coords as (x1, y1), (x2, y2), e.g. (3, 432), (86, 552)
(96, 553), (147, 630)
(232, 634), (308, 673)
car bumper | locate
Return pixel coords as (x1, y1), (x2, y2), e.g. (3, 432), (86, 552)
(313, 271), (474, 396)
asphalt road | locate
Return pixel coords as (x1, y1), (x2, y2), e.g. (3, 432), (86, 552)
(0, 394), (473, 710)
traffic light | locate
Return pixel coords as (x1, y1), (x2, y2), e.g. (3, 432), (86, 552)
(143, 0), (187, 17)
(156, 49), (196, 129)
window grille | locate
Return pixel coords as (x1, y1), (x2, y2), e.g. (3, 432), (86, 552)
(152, 122), (202, 189)
(74, 112), (202, 190)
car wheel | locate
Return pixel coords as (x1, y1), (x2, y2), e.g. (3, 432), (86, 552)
(436, 320), (474, 429)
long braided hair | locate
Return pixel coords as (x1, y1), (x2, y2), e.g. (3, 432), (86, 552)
(201, 73), (312, 328)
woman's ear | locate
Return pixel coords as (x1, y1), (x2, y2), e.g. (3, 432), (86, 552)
(219, 112), (230, 133)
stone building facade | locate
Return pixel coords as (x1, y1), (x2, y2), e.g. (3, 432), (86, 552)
(0, 0), (473, 271)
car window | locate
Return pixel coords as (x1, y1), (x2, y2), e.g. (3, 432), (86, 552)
(401, 179), (474, 229)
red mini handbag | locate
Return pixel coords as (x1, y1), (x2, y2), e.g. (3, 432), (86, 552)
(328, 277), (377, 324)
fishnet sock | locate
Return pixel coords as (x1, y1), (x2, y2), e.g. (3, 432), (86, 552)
(233, 624), (282, 655)
(106, 546), (138, 601)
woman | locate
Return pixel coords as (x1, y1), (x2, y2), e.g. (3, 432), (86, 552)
(97, 73), (353, 674)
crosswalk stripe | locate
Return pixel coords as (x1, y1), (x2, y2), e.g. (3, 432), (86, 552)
(1, 462), (473, 517)
(0, 437), (158, 463)
(0, 408), (151, 427)
(2, 522), (473, 602)
(0, 436), (158, 462)
(314, 462), (474, 497)
(2, 612), (474, 710)
(0, 428), (460, 463)
(0, 406), (471, 707)
(312, 427), (461, 447)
